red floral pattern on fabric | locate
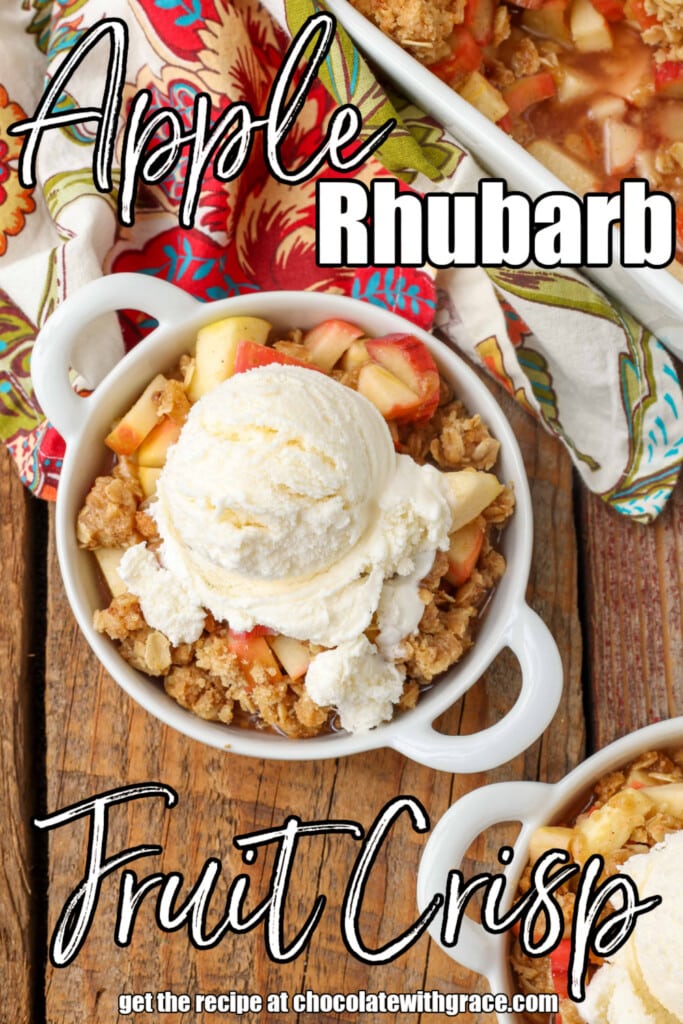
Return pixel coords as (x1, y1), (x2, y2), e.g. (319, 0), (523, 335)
(133, 0), (219, 64)
(15, 0), (436, 496)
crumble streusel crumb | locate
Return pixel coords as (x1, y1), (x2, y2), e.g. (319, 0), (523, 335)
(430, 402), (501, 471)
(93, 592), (145, 640)
(272, 339), (316, 363)
(643, 0), (683, 62)
(349, 0), (466, 64)
(120, 626), (172, 676)
(135, 509), (160, 542)
(156, 378), (191, 423)
(165, 664), (235, 724)
(76, 458), (143, 549)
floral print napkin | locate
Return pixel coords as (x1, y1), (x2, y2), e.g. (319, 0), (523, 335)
(0, 0), (680, 521)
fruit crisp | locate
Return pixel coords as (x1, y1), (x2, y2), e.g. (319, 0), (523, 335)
(78, 317), (513, 738)
(351, 0), (683, 268)
(510, 747), (683, 1023)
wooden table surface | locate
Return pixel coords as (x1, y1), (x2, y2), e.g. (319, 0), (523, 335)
(3, 376), (683, 1024)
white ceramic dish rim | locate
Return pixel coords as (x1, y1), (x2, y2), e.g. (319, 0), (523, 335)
(416, 715), (683, 1020)
(326, 0), (683, 358)
(31, 272), (562, 766)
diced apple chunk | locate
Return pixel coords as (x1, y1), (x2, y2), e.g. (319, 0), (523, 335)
(465, 0), (497, 45)
(138, 466), (162, 499)
(603, 118), (642, 174)
(458, 70), (510, 122)
(188, 316), (272, 401)
(93, 547), (127, 597)
(528, 825), (574, 864)
(570, 0), (613, 52)
(570, 789), (653, 862)
(527, 139), (601, 193)
(357, 363), (422, 421)
(341, 340), (371, 371)
(641, 783), (683, 817)
(503, 72), (556, 116)
(522, 2), (572, 44)
(104, 374), (167, 456)
(136, 416), (182, 468)
(443, 469), (504, 531)
(233, 339), (317, 375)
(303, 319), (364, 372)
(445, 520), (484, 586)
(365, 334), (440, 422)
(652, 100), (683, 141)
(556, 67), (597, 104)
(227, 629), (283, 686)
(588, 94), (627, 121)
(268, 635), (312, 679)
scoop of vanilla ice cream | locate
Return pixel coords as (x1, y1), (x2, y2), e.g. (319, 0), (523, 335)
(580, 831), (683, 1024)
(156, 363), (390, 581)
(150, 365), (452, 648)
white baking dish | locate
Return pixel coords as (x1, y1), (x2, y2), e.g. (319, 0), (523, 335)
(31, 272), (561, 766)
(326, 0), (683, 357)
(417, 716), (683, 1020)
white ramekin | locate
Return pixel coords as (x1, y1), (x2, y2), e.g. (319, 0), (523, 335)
(31, 272), (562, 765)
(417, 716), (683, 1019)
(327, 0), (683, 359)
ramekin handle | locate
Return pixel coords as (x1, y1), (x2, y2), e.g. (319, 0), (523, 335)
(31, 273), (200, 442)
(393, 603), (562, 771)
(417, 779), (553, 978)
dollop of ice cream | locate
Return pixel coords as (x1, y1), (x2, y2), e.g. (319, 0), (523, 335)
(136, 364), (452, 651)
(580, 831), (683, 1024)
(305, 634), (405, 733)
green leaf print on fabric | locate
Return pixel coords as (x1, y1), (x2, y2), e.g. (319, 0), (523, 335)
(284, 0), (464, 182)
(389, 96), (466, 181)
(512, 337), (599, 471)
(487, 267), (626, 326)
(488, 267), (683, 523)
(0, 291), (38, 439)
(24, 0), (52, 54)
(44, 168), (119, 225)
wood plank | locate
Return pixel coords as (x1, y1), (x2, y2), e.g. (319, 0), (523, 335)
(579, 477), (683, 749)
(43, 387), (582, 1023)
(407, 388), (585, 1020)
(0, 448), (42, 1024)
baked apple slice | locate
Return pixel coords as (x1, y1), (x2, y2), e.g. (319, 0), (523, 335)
(303, 319), (365, 371)
(93, 547), (127, 597)
(268, 635), (312, 680)
(364, 334), (441, 422)
(570, 0), (613, 52)
(136, 416), (182, 468)
(341, 340), (371, 371)
(188, 316), (272, 401)
(443, 469), (504, 531)
(357, 363), (424, 420)
(104, 373), (168, 456)
(445, 520), (485, 586)
(233, 340), (319, 374)
(138, 466), (162, 499)
(227, 628), (283, 685)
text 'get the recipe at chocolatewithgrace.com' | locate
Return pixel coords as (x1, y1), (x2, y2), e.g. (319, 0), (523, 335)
(117, 988), (559, 1017)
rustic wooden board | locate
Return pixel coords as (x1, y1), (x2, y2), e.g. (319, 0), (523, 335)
(42, 387), (583, 1023)
(579, 477), (683, 749)
(0, 449), (40, 1024)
